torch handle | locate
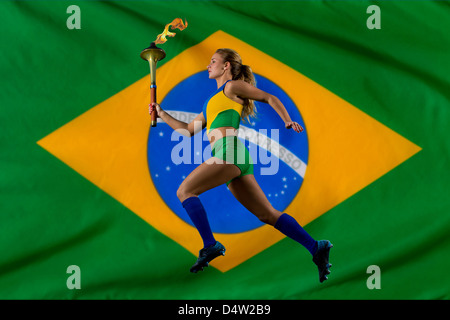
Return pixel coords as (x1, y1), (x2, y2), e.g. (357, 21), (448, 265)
(150, 85), (157, 127)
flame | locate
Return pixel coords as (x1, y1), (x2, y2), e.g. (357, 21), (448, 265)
(154, 18), (188, 45)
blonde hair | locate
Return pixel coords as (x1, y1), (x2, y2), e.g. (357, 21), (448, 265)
(215, 48), (256, 123)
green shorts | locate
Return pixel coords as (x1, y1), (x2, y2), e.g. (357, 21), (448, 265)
(211, 136), (254, 186)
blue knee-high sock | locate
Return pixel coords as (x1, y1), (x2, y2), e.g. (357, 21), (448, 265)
(182, 197), (216, 248)
(274, 213), (318, 256)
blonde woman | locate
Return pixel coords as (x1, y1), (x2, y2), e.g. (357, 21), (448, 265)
(150, 48), (332, 282)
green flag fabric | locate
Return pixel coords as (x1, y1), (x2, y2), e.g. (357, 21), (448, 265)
(1, 0), (449, 300)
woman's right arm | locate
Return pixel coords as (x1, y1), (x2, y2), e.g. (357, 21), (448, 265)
(150, 103), (206, 137)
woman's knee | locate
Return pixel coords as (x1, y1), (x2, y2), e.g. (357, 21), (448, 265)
(176, 183), (197, 203)
(257, 208), (282, 226)
(176, 184), (188, 202)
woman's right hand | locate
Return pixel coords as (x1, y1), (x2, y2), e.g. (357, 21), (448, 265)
(285, 121), (304, 133)
(149, 103), (162, 118)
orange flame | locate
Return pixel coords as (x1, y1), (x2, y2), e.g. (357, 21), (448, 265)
(154, 18), (188, 45)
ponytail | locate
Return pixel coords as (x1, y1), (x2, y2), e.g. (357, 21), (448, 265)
(215, 49), (257, 123)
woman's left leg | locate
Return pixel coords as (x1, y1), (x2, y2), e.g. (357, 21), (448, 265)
(177, 157), (241, 273)
(177, 156), (241, 203)
(177, 157), (240, 247)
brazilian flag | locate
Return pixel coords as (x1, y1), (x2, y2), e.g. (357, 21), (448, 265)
(1, 0), (449, 301)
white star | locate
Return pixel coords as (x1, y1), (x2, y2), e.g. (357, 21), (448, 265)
(281, 190), (285, 195)
(166, 166), (171, 171)
(268, 193), (272, 197)
(284, 184), (288, 189)
(159, 131), (164, 137)
(282, 177), (287, 182)
(155, 174), (159, 178)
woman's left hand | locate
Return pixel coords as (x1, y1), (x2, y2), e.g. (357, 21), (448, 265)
(285, 121), (304, 133)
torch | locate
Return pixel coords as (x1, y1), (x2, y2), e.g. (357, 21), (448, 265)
(140, 18), (188, 127)
(140, 42), (166, 127)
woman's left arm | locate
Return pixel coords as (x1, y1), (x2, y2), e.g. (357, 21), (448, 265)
(226, 80), (304, 133)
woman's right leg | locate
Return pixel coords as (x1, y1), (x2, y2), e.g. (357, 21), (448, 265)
(227, 174), (317, 255)
(228, 174), (333, 282)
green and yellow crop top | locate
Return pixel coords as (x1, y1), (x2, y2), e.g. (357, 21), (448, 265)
(202, 80), (243, 133)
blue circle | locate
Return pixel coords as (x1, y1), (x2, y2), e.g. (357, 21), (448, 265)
(147, 71), (308, 233)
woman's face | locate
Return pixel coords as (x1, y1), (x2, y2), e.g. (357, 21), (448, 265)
(207, 53), (227, 79)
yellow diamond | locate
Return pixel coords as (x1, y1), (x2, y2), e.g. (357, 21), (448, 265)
(37, 31), (421, 272)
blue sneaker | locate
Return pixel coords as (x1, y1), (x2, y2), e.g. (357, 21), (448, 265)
(312, 240), (333, 283)
(190, 241), (226, 273)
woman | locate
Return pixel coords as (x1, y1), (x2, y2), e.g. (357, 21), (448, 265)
(150, 48), (332, 283)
